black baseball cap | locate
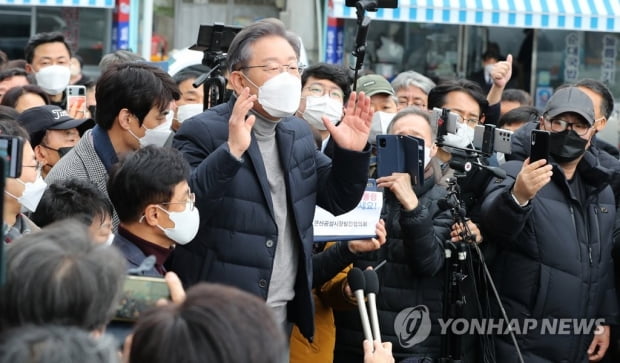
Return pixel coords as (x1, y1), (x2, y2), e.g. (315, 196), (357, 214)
(17, 105), (94, 147)
(544, 87), (595, 125)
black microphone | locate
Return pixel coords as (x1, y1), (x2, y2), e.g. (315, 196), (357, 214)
(364, 269), (381, 342)
(348, 267), (373, 342)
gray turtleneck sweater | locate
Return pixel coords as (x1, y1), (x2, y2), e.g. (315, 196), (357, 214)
(251, 112), (299, 327)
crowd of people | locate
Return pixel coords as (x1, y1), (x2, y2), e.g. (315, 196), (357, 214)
(0, 16), (618, 363)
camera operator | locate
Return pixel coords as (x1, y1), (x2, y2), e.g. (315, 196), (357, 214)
(329, 107), (481, 362)
(479, 87), (617, 362)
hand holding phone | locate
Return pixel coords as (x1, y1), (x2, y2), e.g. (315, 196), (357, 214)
(113, 275), (170, 322)
(66, 85), (86, 119)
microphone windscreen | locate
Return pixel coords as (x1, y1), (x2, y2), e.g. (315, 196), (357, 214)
(347, 267), (366, 292)
(363, 269), (379, 294)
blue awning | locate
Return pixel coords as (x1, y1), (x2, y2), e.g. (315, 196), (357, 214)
(0, 0), (113, 8)
(332, 0), (620, 33)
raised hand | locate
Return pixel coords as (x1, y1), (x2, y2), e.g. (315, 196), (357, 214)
(512, 158), (553, 205)
(227, 87), (257, 159)
(491, 54), (513, 89)
(324, 91), (372, 152)
(348, 219), (387, 253)
(376, 173), (418, 211)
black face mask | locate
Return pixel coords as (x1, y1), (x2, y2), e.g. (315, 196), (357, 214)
(548, 130), (588, 163)
(42, 144), (73, 158)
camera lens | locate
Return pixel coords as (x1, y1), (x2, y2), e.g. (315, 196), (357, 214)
(379, 138), (387, 147)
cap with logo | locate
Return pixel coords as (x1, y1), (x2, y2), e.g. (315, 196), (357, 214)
(544, 87), (595, 125)
(17, 105), (94, 147)
(356, 74), (395, 97)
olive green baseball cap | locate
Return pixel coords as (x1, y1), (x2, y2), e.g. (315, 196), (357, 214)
(356, 74), (395, 96)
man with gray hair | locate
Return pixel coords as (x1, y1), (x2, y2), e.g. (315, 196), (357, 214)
(390, 70), (436, 111)
(171, 18), (373, 341)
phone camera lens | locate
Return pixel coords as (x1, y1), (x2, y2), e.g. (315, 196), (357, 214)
(379, 139), (387, 147)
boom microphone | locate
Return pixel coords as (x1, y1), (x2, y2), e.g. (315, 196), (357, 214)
(364, 269), (381, 342)
(348, 267), (373, 342)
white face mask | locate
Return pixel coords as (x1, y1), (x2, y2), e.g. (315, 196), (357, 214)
(5, 175), (48, 212)
(105, 233), (115, 246)
(369, 111), (396, 144)
(244, 72), (301, 118)
(443, 121), (474, 149)
(302, 95), (343, 131)
(129, 117), (173, 148)
(35, 65), (71, 95)
(156, 203), (200, 245)
(176, 103), (203, 123)
(423, 146), (432, 169)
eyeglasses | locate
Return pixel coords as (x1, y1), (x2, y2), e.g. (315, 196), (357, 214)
(452, 111), (480, 127)
(304, 83), (344, 101)
(159, 192), (196, 212)
(239, 62), (304, 75)
(23, 162), (42, 171)
(544, 118), (591, 136)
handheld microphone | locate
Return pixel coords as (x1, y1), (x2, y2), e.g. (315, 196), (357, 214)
(364, 269), (381, 342)
(348, 267), (373, 342)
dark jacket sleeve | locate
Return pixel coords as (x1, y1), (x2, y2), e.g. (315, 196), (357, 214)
(174, 111), (244, 222)
(315, 142), (371, 216)
(312, 241), (357, 289)
(400, 204), (450, 277)
(479, 160), (533, 243)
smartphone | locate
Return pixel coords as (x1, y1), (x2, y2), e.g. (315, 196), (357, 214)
(530, 129), (550, 162)
(113, 275), (170, 322)
(429, 107), (459, 137)
(66, 85), (86, 116)
(473, 125), (513, 155)
(0, 135), (23, 179)
(376, 134), (422, 185)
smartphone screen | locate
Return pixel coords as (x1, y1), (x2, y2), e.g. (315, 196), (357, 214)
(66, 85), (86, 116)
(0, 135), (23, 179)
(530, 129), (550, 162)
(114, 275), (170, 322)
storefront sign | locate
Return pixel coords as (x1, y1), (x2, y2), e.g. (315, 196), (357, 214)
(111, 0), (130, 50)
(564, 32), (580, 83)
(325, 17), (344, 64)
(601, 35), (617, 85)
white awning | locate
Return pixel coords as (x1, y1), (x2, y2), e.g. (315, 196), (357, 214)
(0, 0), (113, 8)
(331, 0), (620, 33)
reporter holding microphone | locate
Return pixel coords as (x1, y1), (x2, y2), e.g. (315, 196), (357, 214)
(326, 108), (481, 362)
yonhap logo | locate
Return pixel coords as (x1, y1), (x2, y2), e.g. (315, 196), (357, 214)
(394, 305), (432, 348)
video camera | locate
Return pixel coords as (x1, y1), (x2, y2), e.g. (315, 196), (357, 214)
(190, 23), (242, 109)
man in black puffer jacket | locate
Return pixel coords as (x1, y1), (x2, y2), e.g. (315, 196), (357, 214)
(481, 87), (618, 362)
(331, 107), (482, 362)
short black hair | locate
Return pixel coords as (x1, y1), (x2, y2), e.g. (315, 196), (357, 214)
(501, 89), (532, 106)
(0, 220), (126, 332)
(1, 85), (50, 109)
(574, 79), (615, 119)
(108, 145), (190, 223)
(129, 283), (286, 363)
(0, 68), (28, 83)
(95, 62), (180, 129)
(24, 32), (72, 65)
(0, 117), (30, 140)
(0, 325), (119, 363)
(31, 178), (113, 228)
(497, 106), (541, 129)
(427, 79), (489, 116)
(301, 63), (352, 101)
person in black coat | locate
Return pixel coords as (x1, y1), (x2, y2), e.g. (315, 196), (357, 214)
(170, 18), (372, 341)
(331, 107), (482, 362)
(480, 87), (618, 362)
